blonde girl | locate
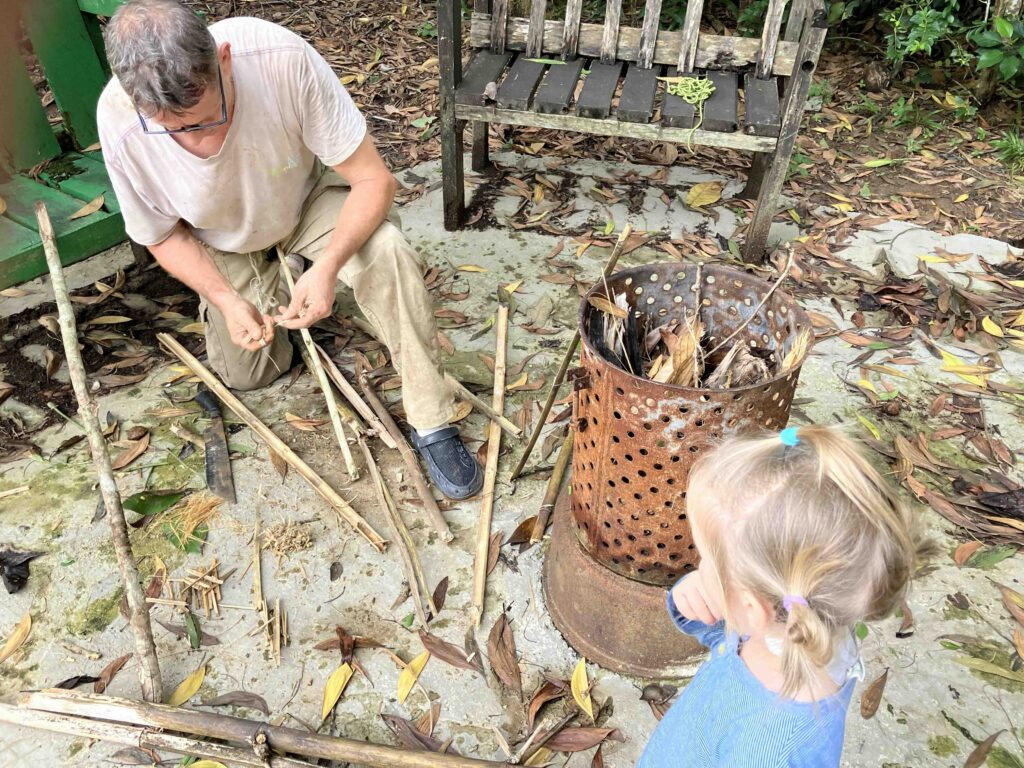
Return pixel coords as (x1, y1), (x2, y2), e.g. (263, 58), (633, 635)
(638, 424), (932, 768)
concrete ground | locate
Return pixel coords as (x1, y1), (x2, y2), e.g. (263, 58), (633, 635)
(1, 153), (1022, 768)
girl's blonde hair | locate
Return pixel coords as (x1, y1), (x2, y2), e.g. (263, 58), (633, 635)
(687, 424), (932, 698)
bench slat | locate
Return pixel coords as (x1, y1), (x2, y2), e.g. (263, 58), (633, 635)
(618, 63), (662, 123)
(676, 0), (705, 73)
(527, 0), (547, 57)
(470, 14), (799, 75)
(637, 0), (663, 69)
(562, 0), (583, 58)
(703, 71), (738, 132)
(660, 67), (696, 128)
(497, 54), (548, 109)
(491, 0), (509, 52)
(601, 0), (622, 63)
(534, 57), (586, 114)
(576, 61), (622, 118)
(743, 73), (781, 136)
(455, 51), (514, 105)
(755, 0), (788, 79)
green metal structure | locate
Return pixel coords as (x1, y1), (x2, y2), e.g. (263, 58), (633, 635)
(0, 0), (127, 290)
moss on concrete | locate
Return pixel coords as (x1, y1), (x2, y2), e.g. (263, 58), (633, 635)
(67, 588), (124, 636)
(928, 735), (958, 757)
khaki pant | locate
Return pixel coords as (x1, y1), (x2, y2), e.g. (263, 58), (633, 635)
(200, 168), (456, 431)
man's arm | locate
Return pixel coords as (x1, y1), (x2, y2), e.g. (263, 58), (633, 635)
(150, 223), (275, 351)
(274, 134), (395, 329)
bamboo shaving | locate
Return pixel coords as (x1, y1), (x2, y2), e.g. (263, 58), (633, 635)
(780, 328), (812, 372)
(262, 520), (314, 565)
(165, 492), (221, 546)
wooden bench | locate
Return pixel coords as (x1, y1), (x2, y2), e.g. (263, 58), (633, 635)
(437, 0), (828, 262)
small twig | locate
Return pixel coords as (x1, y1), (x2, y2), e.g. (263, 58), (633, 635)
(530, 432), (572, 544)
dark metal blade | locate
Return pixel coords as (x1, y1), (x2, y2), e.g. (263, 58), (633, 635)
(203, 416), (235, 503)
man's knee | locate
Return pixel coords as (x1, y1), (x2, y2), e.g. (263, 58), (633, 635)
(212, 342), (293, 391)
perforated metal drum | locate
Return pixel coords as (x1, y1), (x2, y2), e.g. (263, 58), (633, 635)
(570, 262), (812, 587)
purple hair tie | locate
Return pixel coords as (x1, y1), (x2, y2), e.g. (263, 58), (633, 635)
(782, 595), (808, 613)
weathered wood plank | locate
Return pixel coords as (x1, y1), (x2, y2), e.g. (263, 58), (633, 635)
(527, 0), (547, 57)
(703, 71), (739, 133)
(576, 62), (622, 119)
(601, 0), (623, 63)
(497, 55), (548, 110)
(490, 0), (509, 52)
(439, 0), (466, 229)
(744, 8), (828, 262)
(637, 0), (664, 69)
(533, 57), (586, 114)
(676, 0), (705, 73)
(455, 52), (514, 106)
(470, 14), (800, 75)
(783, 0), (807, 42)
(743, 73), (781, 136)
(660, 67), (696, 128)
(618, 63), (662, 123)
(755, 0), (788, 79)
(455, 104), (778, 152)
(562, 0), (583, 57)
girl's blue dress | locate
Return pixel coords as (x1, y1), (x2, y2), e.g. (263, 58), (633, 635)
(637, 586), (859, 768)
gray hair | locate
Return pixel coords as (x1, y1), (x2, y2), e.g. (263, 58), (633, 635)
(104, 0), (218, 115)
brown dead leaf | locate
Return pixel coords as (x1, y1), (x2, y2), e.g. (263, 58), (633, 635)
(487, 610), (521, 692)
(545, 727), (624, 753)
(94, 653), (131, 694)
(419, 629), (484, 674)
(953, 541), (983, 566)
(111, 431), (150, 471)
(269, 449), (288, 480)
(486, 532), (502, 575)
(528, 680), (566, 729)
(996, 583), (1024, 629)
(285, 412), (327, 432)
(964, 731), (1004, 768)
(860, 668), (888, 719)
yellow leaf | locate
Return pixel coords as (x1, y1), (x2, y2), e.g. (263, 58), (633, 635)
(503, 279), (523, 294)
(1012, 310), (1024, 327)
(603, 218), (615, 235)
(981, 316), (1004, 337)
(918, 253), (952, 264)
(190, 762), (228, 768)
(588, 295), (627, 318)
(954, 193), (969, 203)
(506, 372), (529, 390)
(833, 202), (854, 212)
(397, 650), (430, 704)
(456, 264), (488, 273)
(321, 663), (354, 720)
(824, 192), (853, 203)
(857, 378), (877, 394)
(166, 662), (205, 706)
(941, 363), (995, 376)
(570, 657), (594, 721)
(939, 350), (987, 386)
(788, 209), (801, 223)
(82, 141), (102, 152)
(525, 748), (553, 766)
(69, 195), (105, 220)
(532, 184), (544, 203)
(0, 614), (31, 664)
(864, 158), (893, 168)
(178, 322), (206, 335)
(0, 287), (29, 298)
(857, 414), (882, 440)
(86, 315), (132, 325)
(0, 196), (6, 216)
(450, 400), (473, 423)
(340, 75), (356, 85)
(685, 181), (723, 208)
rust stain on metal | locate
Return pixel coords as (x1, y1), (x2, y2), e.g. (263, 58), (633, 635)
(570, 262), (812, 587)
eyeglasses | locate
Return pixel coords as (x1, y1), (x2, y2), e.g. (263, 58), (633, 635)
(137, 68), (228, 135)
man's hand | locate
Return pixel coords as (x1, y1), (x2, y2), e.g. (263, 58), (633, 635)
(671, 567), (723, 626)
(274, 261), (337, 329)
(223, 296), (276, 351)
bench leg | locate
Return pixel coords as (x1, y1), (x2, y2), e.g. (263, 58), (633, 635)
(471, 121), (490, 172)
(129, 239), (152, 270)
(440, 116), (466, 231)
(740, 152), (771, 200)
(438, 0), (464, 230)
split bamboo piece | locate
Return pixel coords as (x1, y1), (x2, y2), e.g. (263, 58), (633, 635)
(471, 302), (509, 628)
(279, 260), (359, 480)
(511, 224), (632, 480)
(36, 203), (162, 703)
(157, 333), (386, 552)
(16, 691), (508, 768)
(358, 436), (434, 626)
(530, 431), (573, 543)
(357, 371), (454, 542)
(314, 342), (398, 449)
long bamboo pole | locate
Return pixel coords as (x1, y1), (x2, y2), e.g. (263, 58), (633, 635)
(314, 342), (397, 449)
(470, 302), (509, 628)
(36, 203), (162, 703)
(156, 333), (387, 552)
(19, 691), (508, 768)
(279, 261), (359, 479)
(510, 224), (632, 480)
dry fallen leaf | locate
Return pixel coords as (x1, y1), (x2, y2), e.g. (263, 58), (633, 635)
(285, 412), (328, 432)
(859, 667), (888, 719)
(455, 264), (488, 273)
(571, 658), (595, 721)
(321, 663), (354, 720)
(166, 662), (205, 706)
(69, 195), (105, 220)
(684, 181), (723, 208)
(0, 614), (31, 664)
(996, 583), (1024, 629)
(419, 630), (483, 674)
(487, 611), (521, 692)
(397, 650), (430, 704)
(953, 541), (983, 566)
(94, 653), (132, 694)
(964, 731), (1004, 768)
(111, 431), (151, 471)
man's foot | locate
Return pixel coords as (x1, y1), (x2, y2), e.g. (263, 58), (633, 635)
(410, 426), (483, 500)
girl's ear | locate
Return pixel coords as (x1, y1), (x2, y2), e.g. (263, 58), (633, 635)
(739, 590), (775, 633)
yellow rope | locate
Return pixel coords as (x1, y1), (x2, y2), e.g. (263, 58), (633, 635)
(663, 76), (716, 151)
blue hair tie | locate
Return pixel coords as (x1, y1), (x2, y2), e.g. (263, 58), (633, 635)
(779, 427), (800, 447)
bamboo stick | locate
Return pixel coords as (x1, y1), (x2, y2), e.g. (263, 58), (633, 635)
(20, 691), (508, 768)
(157, 333), (386, 552)
(357, 371), (454, 543)
(279, 260), (359, 480)
(347, 316), (522, 440)
(36, 203), (162, 703)
(471, 303), (509, 628)
(530, 431), (573, 543)
(510, 224), (632, 480)
(314, 342), (398, 448)
(358, 436), (434, 626)
(0, 705), (318, 768)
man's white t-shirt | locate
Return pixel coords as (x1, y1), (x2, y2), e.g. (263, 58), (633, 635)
(97, 17), (366, 253)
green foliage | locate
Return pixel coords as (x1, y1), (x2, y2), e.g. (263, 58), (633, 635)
(788, 151), (813, 177)
(416, 20), (437, 38)
(993, 130), (1024, 174)
(970, 17), (1024, 82)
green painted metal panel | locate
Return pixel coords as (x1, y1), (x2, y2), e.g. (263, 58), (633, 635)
(78, 0), (127, 15)
(0, 23), (61, 172)
(82, 13), (112, 78)
(40, 153), (120, 212)
(0, 217), (44, 288)
(26, 0), (109, 150)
